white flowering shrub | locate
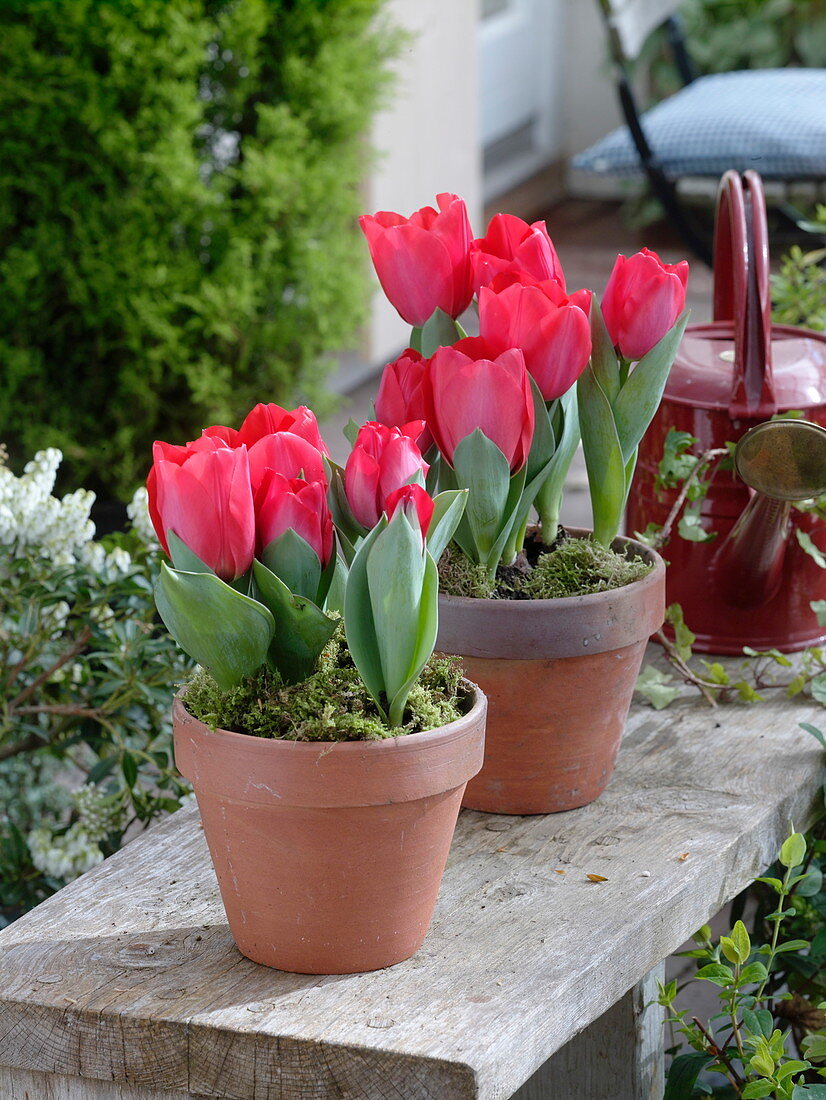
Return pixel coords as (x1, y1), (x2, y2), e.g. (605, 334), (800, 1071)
(0, 447), (192, 924)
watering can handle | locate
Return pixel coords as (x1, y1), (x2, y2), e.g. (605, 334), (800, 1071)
(712, 170), (776, 418)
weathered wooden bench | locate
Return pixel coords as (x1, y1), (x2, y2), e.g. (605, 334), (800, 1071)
(1, 648), (824, 1100)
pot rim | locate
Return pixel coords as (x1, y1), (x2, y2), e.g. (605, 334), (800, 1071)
(436, 528), (666, 660)
(440, 530), (663, 611)
(172, 678), (487, 806)
(173, 675), (484, 750)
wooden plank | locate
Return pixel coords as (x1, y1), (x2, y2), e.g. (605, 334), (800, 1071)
(513, 965), (664, 1100)
(0, 1066), (200, 1099)
(1, 652), (823, 1100)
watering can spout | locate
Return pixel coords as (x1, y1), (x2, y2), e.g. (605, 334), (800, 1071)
(714, 420), (826, 609)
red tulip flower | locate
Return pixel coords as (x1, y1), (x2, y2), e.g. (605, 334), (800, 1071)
(246, 431), (327, 494)
(479, 273), (592, 401)
(254, 473), (333, 565)
(374, 348), (433, 452)
(602, 248), (689, 361)
(423, 338), (534, 471)
(384, 483), (435, 542)
(236, 402), (330, 456)
(359, 192), (473, 326)
(470, 213), (566, 295)
(147, 438), (255, 581)
(344, 421), (430, 530)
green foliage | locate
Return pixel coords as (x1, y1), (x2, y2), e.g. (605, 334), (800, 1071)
(640, 0), (826, 103)
(662, 823), (826, 1098)
(0, 0), (394, 497)
(772, 212), (826, 333)
(183, 632), (467, 742)
(578, 301), (689, 547)
(0, 469), (192, 923)
(437, 536), (653, 600)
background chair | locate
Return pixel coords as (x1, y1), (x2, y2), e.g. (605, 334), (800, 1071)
(573, 0), (826, 264)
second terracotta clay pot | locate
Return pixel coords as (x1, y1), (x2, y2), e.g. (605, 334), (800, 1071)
(436, 531), (665, 815)
(173, 682), (486, 974)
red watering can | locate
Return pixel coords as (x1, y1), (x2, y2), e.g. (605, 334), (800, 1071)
(626, 170), (826, 653)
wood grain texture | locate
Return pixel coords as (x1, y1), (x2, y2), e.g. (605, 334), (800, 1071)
(512, 965), (665, 1100)
(1, 648), (823, 1100)
(0, 1066), (204, 1099)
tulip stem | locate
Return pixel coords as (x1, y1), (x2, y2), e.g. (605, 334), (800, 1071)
(536, 481), (562, 546)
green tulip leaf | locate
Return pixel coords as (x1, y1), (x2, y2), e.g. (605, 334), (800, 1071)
(366, 511), (427, 716)
(452, 430), (514, 561)
(589, 300), (621, 404)
(525, 374), (556, 483)
(426, 488), (468, 564)
(324, 553), (349, 616)
(418, 307), (463, 358)
(387, 549), (440, 728)
(167, 529), (214, 575)
(326, 458), (366, 543)
(342, 418), (361, 448)
(533, 387), (581, 537)
(613, 310), (689, 464)
(251, 560), (337, 684)
(260, 528), (322, 603)
(343, 518), (388, 714)
(154, 563), (274, 691)
(578, 360), (627, 547)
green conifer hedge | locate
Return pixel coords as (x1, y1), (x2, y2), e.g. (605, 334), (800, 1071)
(0, 0), (393, 496)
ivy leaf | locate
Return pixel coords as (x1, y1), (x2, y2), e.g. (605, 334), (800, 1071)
(663, 1052), (715, 1099)
(800, 721), (826, 747)
(780, 832), (807, 869)
(695, 962), (735, 986)
(734, 680), (764, 703)
(636, 665), (679, 709)
(657, 427), (698, 489)
(797, 529), (826, 568)
(678, 506), (715, 543)
(811, 599), (826, 626)
(739, 961), (769, 984)
(810, 675), (826, 705)
(742, 1082), (776, 1098)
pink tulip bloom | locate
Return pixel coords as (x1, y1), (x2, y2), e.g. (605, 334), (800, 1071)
(479, 273), (592, 401)
(423, 338), (534, 471)
(602, 248), (689, 361)
(359, 193), (473, 326)
(246, 431), (327, 494)
(236, 402), (330, 456)
(374, 348), (433, 452)
(147, 439), (255, 581)
(384, 483), (435, 541)
(470, 213), (566, 295)
(254, 473), (333, 565)
(344, 421), (429, 530)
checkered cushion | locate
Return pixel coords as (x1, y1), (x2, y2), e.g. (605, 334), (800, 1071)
(573, 68), (826, 179)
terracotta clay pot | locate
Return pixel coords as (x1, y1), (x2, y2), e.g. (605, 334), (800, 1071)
(436, 531), (665, 815)
(173, 683), (486, 974)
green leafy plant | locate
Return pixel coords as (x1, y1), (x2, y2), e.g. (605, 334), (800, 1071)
(660, 821), (826, 1098)
(0, 447), (192, 923)
(0, 0), (395, 497)
(771, 208), (826, 333)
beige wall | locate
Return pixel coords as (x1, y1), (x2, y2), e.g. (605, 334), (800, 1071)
(365, 0), (482, 365)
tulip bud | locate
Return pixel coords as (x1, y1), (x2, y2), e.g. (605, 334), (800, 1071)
(479, 274), (592, 401)
(147, 440), (255, 581)
(246, 431), (327, 494)
(344, 421), (429, 530)
(470, 213), (565, 295)
(254, 473), (333, 567)
(374, 348), (433, 452)
(237, 403), (330, 455)
(423, 338), (534, 472)
(384, 483), (435, 542)
(359, 193), (473, 326)
(602, 248), (689, 361)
